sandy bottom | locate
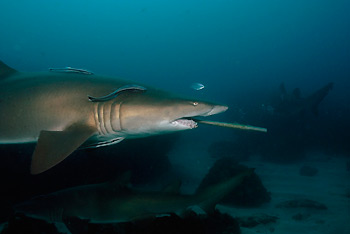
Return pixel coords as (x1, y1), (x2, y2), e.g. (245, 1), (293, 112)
(219, 156), (350, 234)
(169, 134), (350, 234)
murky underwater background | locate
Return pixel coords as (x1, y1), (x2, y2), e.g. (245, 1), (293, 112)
(0, 1), (349, 233)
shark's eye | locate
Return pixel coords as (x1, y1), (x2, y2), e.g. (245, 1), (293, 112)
(192, 102), (198, 106)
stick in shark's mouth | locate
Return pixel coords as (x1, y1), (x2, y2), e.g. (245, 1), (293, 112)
(194, 119), (267, 132)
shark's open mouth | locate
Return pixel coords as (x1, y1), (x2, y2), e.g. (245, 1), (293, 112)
(171, 118), (198, 129)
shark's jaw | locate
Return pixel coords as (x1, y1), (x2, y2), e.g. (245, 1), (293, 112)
(169, 104), (228, 130)
(171, 118), (198, 129)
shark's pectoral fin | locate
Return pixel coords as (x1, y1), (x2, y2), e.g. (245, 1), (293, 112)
(30, 125), (96, 175)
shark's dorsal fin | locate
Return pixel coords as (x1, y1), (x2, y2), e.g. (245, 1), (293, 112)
(162, 180), (182, 194)
(0, 60), (17, 80)
(88, 85), (146, 102)
(30, 124), (96, 174)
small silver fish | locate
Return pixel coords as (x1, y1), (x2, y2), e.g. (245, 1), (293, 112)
(191, 82), (205, 90)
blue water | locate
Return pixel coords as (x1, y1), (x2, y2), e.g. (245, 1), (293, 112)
(0, 1), (349, 233)
(1, 1), (349, 98)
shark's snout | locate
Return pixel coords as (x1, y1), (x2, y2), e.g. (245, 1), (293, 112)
(203, 105), (228, 116)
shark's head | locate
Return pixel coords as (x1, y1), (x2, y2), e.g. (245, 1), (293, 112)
(117, 91), (228, 137)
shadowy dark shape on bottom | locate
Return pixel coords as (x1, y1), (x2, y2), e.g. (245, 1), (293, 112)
(0, 134), (178, 223)
(63, 211), (240, 234)
(2, 213), (63, 234)
(236, 213), (279, 228)
(2, 211), (240, 234)
(197, 158), (271, 207)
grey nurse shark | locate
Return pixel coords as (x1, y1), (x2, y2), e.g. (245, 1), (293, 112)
(14, 169), (254, 224)
(0, 61), (228, 174)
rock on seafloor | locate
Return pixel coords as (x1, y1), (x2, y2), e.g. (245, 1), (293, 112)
(197, 157), (271, 207)
(236, 213), (279, 228)
(276, 199), (327, 210)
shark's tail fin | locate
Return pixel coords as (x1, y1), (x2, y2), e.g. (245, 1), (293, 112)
(0, 60), (17, 80)
(195, 168), (254, 213)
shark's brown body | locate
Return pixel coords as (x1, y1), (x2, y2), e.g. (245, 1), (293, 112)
(0, 61), (227, 174)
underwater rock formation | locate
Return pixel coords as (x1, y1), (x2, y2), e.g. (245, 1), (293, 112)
(229, 82), (336, 164)
(197, 157), (271, 207)
(274, 82), (334, 117)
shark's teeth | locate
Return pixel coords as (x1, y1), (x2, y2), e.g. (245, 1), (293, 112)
(172, 119), (198, 129)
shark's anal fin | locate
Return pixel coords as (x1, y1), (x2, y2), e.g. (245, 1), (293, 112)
(88, 85), (146, 102)
(30, 124), (96, 175)
(0, 60), (17, 80)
